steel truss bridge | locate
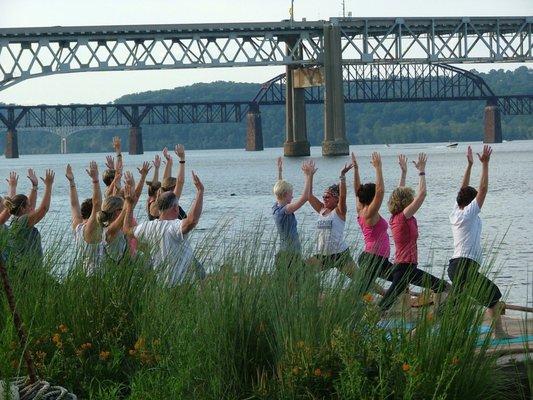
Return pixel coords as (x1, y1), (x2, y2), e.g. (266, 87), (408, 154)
(1, 63), (531, 135)
(0, 17), (531, 91)
(0, 17), (532, 157)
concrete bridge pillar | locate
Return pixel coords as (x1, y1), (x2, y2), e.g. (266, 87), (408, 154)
(484, 101), (502, 144)
(283, 38), (310, 157)
(5, 128), (19, 159)
(246, 103), (263, 151)
(129, 125), (144, 155)
(322, 24), (349, 156)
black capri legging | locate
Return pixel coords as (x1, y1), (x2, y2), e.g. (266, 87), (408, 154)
(379, 263), (448, 311)
(447, 257), (501, 308)
(357, 252), (394, 294)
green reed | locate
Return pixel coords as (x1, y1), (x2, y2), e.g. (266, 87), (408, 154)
(0, 222), (528, 399)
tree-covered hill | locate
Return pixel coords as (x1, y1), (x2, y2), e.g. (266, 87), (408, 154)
(3, 67), (533, 154)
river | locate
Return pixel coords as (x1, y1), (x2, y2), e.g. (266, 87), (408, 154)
(1, 140), (532, 306)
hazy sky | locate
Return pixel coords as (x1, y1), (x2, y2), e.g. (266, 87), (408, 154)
(1, 0), (532, 105)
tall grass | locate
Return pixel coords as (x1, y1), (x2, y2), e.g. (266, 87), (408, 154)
(0, 222), (528, 399)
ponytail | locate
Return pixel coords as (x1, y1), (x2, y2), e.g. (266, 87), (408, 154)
(3, 194), (28, 216)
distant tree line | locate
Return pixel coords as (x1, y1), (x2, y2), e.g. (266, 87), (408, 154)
(2, 67), (532, 154)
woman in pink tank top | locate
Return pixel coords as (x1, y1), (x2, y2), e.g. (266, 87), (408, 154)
(353, 151), (395, 296)
(381, 153), (450, 311)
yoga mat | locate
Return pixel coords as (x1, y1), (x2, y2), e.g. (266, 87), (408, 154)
(477, 335), (533, 347)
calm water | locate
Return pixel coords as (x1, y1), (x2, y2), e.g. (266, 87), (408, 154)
(1, 140), (532, 306)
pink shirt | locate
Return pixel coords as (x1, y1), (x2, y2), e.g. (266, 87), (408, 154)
(357, 215), (390, 258)
(390, 212), (418, 264)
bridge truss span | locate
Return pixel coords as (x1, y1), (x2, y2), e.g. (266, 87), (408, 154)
(0, 17), (531, 91)
(337, 17), (533, 64)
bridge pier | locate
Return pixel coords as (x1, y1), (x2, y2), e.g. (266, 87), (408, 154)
(5, 128), (19, 159)
(246, 103), (263, 151)
(129, 125), (144, 155)
(283, 38), (310, 157)
(322, 23), (349, 157)
(484, 101), (502, 144)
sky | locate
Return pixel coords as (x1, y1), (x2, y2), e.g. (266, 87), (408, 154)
(0, 0), (532, 105)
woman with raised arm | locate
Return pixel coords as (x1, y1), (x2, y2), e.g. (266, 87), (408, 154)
(146, 154), (162, 220)
(66, 162), (103, 271)
(353, 152), (395, 295)
(308, 162), (357, 276)
(381, 153), (450, 311)
(4, 169), (55, 267)
(272, 157), (316, 268)
(448, 145), (511, 338)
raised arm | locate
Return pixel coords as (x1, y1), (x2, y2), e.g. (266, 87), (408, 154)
(461, 146), (474, 188)
(105, 194), (128, 243)
(105, 155), (115, 171)
(403, 153), (427, 219)
(162, 147), (173, 180)
(113, 136), (123, 171)
(351, 152), (361, 212)
(151, 154), (161, 184)
(173, 144), (186, 199)
(308, 173), (324, 213)
(6, 172), (18, 197)
(337, 162), (354, 219)
(364, 152), (385, 220)
(134, 162), (151, 205)
(123, 183), (138, 239)
(83, 162), (103, 244)
(285, 160), (317, 214)
(65, 164), (83, 230)
(0, 198), (9, 225)
(398, 154), (407, 187)
(475, 145), (492, 209)
(277, 157), (283, 180)
(27, 169), (38, 211)
(27, 169), (54, 227)
(181, 172), (204, 234)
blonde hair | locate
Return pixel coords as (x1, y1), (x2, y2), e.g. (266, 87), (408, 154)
(97, 196), (124, 227)
(4, 194), (28, 216)
(388, 187), (415, 215)
(273, 180), (293, 199)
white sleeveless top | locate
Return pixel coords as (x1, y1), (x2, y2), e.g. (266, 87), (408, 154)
(74, 223), (102, 274)
(316, 209), (349, 255)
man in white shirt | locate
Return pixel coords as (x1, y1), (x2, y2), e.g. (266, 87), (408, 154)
(448, 145), (511, 339)
(124, 172), (204, 285)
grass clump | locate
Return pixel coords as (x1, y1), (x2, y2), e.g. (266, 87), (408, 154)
(0, 224), (527, 399)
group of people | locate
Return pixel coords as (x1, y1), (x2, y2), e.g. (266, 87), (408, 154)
(0, 137), (204, 286)
(272, 145), (511, 338)
(0, 137), (511, 338)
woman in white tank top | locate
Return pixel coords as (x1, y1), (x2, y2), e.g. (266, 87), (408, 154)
(307, 162), (357, 278)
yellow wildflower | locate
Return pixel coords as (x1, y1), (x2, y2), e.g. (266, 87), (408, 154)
(402, 363), (410, 372)
(51, 333), (62, 348)
(99, 350), (110, 361)
(314, 368), (322, 377)
(58, 324), (68, 333)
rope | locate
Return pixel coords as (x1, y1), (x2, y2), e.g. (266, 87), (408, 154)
(13, 377), (77, 400)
